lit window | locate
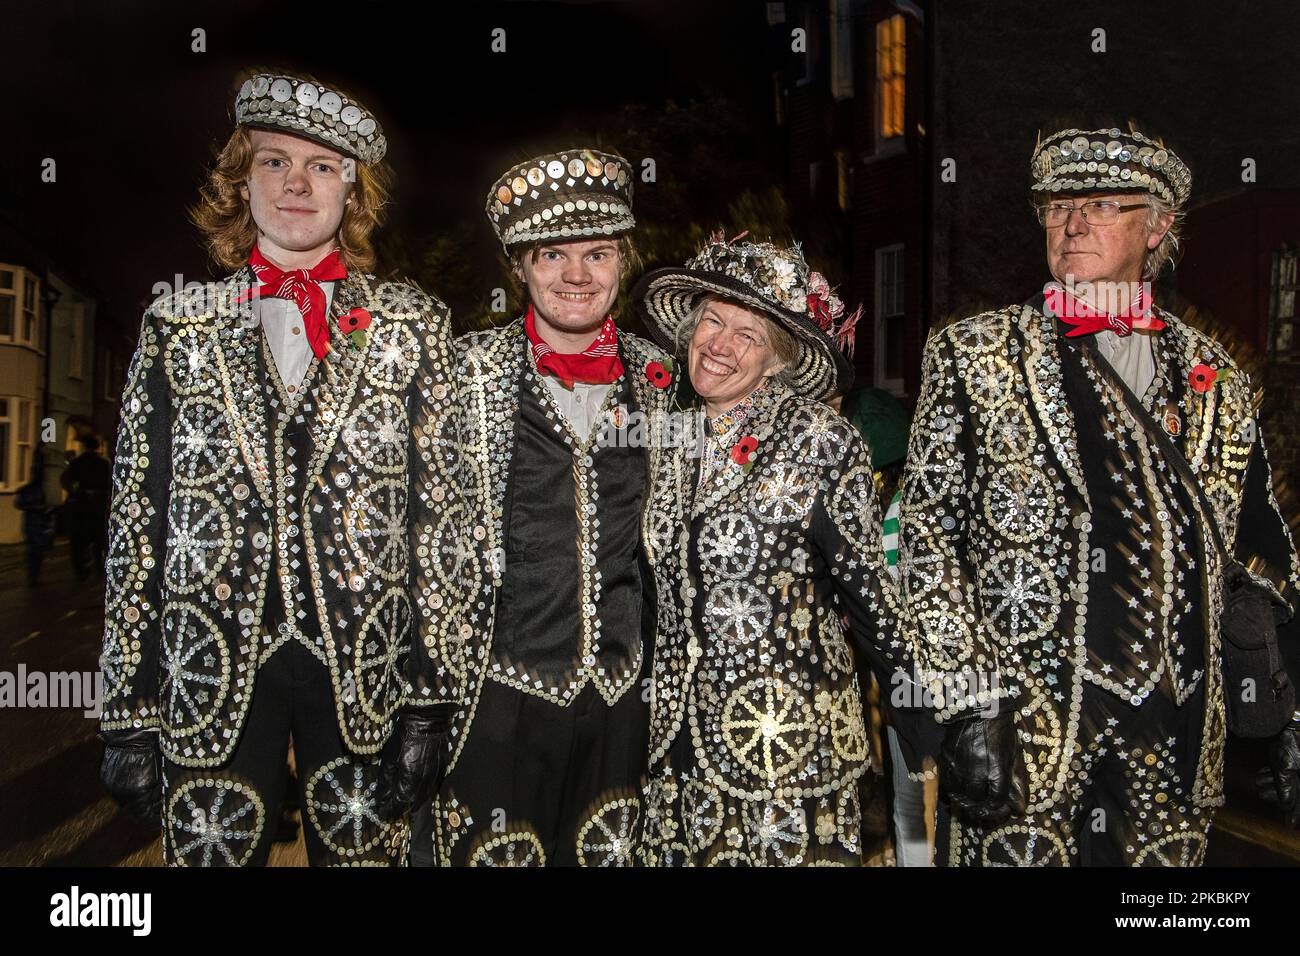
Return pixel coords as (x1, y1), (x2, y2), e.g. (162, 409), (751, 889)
(0, 398), (31, 491)
(875, 15), (906, 141)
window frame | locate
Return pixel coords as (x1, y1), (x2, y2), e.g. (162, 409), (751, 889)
(0, 398), (9, 491)
(874, 243), (906, 395)
(68, 303), (86, 380)
(0, 264), (43, 350)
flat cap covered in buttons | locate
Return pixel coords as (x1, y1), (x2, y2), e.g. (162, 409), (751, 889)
(1030, 125), (1191, 207)
(235, 72), (387, 165)
(485, 146), (635, 249)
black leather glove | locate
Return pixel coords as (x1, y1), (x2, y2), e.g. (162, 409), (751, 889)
(99, 728), (163, 826)
(1255, 712), (1300, 827)
(939, 711), (1028, 829)
(372, 705), (453, 824)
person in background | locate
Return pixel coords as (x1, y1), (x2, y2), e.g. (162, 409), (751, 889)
(840, 386), (936, 866)
(15, 461), (55, 587)
(61, 435), (111, 580)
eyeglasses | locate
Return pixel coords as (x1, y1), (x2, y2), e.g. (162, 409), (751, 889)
(1036, 200), (1147, 227)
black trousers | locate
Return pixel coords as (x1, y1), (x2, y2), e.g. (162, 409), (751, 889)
(161, 640), (403, 866)
(411, 675), (649, 866)
(939, 681), (1213, 866)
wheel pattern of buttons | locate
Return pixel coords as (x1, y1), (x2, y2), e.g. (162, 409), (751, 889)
(467, 830), (547, 867)
(166, 777), (266, 867)
(305, 756), (388, 858)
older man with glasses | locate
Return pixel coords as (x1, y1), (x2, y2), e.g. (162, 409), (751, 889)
(899, 125), (1300, 865)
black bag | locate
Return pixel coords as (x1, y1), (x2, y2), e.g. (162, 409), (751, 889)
(1081, 337), (1295, 737)
(1217, 560), (1295, 737)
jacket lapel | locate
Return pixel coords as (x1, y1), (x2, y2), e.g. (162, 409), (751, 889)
(466, 320), (528, 581)
(1149, 311), (1215, 470)
(303, 271), (371, 486)
(688, 384), (785, 520)
(213, 266), (274, 509)
(1021, 300), (1091, 507)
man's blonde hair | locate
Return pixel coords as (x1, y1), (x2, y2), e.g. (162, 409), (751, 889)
(189, 124), (393, 273)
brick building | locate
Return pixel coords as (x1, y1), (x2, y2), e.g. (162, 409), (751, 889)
(766, 0), (929, 399)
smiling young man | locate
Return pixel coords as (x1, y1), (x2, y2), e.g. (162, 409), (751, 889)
(408, 147), (673, 866)
(899, 125), (1300, 865)
(96, 71), (464, 866)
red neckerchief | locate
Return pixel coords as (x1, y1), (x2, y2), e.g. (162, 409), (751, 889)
(1046, 283), (1165, 338)
(523, 305), (624, 389)
(245, 245), (347, 359)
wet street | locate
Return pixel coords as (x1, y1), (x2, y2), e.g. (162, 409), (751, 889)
(0, 542), (1295, 867)
(0, 543), (306, 867)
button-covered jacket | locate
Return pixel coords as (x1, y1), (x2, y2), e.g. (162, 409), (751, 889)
(98, 267), (466, 767)
(900, 300), (1300, 810)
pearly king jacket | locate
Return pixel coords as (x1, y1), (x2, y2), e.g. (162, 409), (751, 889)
(447, 317), (675, 767)
(97, 267), (467, 767)
(899, 298), (1300, 811)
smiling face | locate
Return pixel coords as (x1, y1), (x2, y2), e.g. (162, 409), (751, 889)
(516, 239), (622, 350)
(239, 129), (351, 269)
(687, 297), (788, 416)
(1045, 191), (1171, 288)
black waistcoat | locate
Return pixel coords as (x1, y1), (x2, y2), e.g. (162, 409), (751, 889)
(1058, 330), (1208, 703)
(259, 336), (327, 662)
(489, 365), (649, 705)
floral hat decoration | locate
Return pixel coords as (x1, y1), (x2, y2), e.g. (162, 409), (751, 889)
(633, 231), (860, 400)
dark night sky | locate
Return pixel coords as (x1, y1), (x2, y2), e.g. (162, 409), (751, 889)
(3, 0), (776, 330)
(927, 0), (1300, 320)
(10, 0), (1300, 338)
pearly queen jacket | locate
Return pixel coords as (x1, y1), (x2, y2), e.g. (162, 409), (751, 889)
(446, 318), (675, 768)
(640, 383), (934, 804)
(899, 298), (1300, 811)
(97, 267), (467, 767)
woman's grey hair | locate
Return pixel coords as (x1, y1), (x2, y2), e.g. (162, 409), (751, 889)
(678, 295), (799, 384)
(1143, 193), (1184, 279)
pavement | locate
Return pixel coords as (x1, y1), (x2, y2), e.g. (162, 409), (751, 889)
(0, 541), (306, 866)
(0, 541), (1295, 867)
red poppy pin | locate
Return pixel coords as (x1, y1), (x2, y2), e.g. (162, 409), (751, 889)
(646, 358), (673, 389)
(1188, 363), (1220, 394)
(730, 435), (759, 473)
(339, 307), (373, 350)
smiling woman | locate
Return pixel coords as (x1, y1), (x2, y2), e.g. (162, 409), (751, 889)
(629, 234), (938, 866)
(680, 294), (799, 416)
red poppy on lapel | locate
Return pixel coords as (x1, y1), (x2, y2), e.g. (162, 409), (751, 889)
(731, 435), (759, 469)
(646, 359), (673, 389)
(340, 307), (373, 350)
(1188, 364), (1217, 394)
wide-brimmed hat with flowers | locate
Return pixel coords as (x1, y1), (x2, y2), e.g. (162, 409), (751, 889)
(633, 231), (859, 400)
